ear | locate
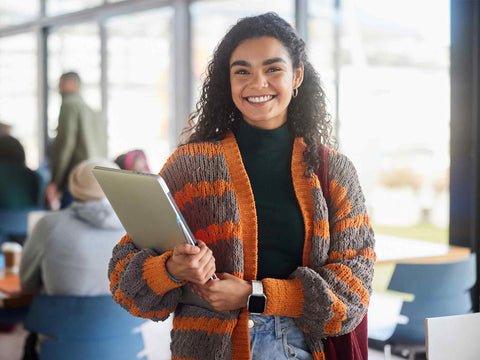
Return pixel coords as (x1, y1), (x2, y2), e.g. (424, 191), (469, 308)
(293, 64), (304, 90)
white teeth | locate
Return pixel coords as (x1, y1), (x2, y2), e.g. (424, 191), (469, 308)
(247, 95), (273, 103)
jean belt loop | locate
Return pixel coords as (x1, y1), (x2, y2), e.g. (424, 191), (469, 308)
(274, 316), (282, 338)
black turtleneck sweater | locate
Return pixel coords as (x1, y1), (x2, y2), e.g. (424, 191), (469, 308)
(235, 119), (305, 280)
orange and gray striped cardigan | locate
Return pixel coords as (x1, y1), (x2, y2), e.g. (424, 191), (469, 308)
(108, 131), (376, 360)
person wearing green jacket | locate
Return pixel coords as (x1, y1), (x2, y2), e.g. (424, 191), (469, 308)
(46, 72), (107, 210)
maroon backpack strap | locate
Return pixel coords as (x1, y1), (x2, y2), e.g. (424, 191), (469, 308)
(316, 145), (330, 204)
(317, 145), (368, 360)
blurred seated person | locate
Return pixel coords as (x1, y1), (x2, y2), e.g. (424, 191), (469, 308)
(0, 135), (43, 209)
(20, 159), (124, 359)
(114, 149), (150, 173)
(20, 159), (123, 295)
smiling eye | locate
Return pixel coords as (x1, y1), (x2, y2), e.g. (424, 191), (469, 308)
(267, 67), (282, 73)
(234, 69), (249, 75)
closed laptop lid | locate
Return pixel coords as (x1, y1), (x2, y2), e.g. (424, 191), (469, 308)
(92, 166), (193, 253)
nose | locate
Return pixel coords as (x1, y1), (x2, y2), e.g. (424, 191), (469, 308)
(250, 71), (268, 89)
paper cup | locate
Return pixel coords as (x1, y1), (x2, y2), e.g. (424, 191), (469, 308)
(1, 242), (22, 274)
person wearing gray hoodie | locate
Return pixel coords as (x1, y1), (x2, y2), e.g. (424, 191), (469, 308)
(20, 159), (123, 296)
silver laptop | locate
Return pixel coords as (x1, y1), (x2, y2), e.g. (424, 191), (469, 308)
(92, 166), (220, 312)
(92, 166), (196, 253)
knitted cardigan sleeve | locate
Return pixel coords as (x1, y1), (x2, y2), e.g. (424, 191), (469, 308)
(261, 151), (376, 337)
(108, 235), (186, 321)
(108, 151), (187, 321)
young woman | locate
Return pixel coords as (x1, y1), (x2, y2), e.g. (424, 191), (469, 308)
(109, 13), (375, 360)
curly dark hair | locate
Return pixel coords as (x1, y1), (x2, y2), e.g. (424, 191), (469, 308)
(182, 12), (336, 175)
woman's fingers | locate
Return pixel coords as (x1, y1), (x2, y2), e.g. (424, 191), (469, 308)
(203, 262), (216, 283)
(188, 257), (216, 285)
(170, 240), (216, 284)
(187, 241), (213, 268)
(174, 240), (210, 257)
(173, 243), (200, 256)
(197, 246), (214, 267)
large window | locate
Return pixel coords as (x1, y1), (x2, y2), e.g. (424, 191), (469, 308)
(336, 0), (450, 245)
(47, 23), (101, 140)
(308, 0), (337, 126)
(0, 0), (451, 241)
(106, 9), (174, 173)
(0, 33), (38, 168)
(0, 0), (39, 27)
(46, 0), (103, 16)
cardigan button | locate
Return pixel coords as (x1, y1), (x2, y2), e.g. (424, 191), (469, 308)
(248, 319), (254, 329)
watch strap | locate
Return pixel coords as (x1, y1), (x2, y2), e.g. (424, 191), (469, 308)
(251, 280), (264, 295)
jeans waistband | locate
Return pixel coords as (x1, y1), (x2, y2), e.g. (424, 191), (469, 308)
(248, 314), (296, 338)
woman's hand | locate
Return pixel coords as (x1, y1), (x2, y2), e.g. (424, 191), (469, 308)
(165, 240), (215, 285)
(191, 273), (252, 311)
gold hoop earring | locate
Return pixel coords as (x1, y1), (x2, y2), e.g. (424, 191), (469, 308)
(292, 88), (298, 98)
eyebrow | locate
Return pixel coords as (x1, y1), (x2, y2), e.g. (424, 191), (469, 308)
(230, 57), (287, 69)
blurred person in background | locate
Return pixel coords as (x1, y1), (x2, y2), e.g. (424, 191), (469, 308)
(21, 159), (123, 295)
(20, 159), (124, 359)
(0, 135), (43, 210)
(46, 72), (107, 210)
(114, 149), (151, 173)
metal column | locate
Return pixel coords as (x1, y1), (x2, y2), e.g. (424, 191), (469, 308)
(172, 0), (192, 147)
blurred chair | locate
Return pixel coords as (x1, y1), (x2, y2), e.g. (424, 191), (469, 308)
(24, 294), (148, 360)
(0, 207), (41, 245)
(425, 312), (480, 360)
(369, 253), (477, 360)
(0, 306), (29, 325)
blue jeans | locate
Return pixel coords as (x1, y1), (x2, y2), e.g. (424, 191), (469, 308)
(249, 315), (313, 360)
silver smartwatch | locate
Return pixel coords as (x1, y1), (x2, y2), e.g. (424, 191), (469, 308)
(247, 280), (267, 315)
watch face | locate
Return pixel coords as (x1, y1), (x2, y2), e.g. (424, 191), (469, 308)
(248, 295), (266, 314)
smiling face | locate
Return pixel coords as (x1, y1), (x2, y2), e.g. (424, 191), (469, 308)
(229, 36), (304, 130)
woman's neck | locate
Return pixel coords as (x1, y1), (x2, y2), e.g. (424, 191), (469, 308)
(235, 118), (293, 154)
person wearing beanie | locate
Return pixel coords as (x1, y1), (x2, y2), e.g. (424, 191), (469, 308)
(19, 159), (125, 357)
(20, 159), (123, 295)
(68, 159), (111, 201)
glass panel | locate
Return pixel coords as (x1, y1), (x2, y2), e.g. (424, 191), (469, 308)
(337, 0), (450, 245)
(0, 0), (39, 27)
(106, 8), (174, 173)
(47, 23), (101, 141)
(191, 0), (295, 107)
(0, 33), (38, 168)
(308, 0), (337, 127)
(46, 0), (104, 16)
